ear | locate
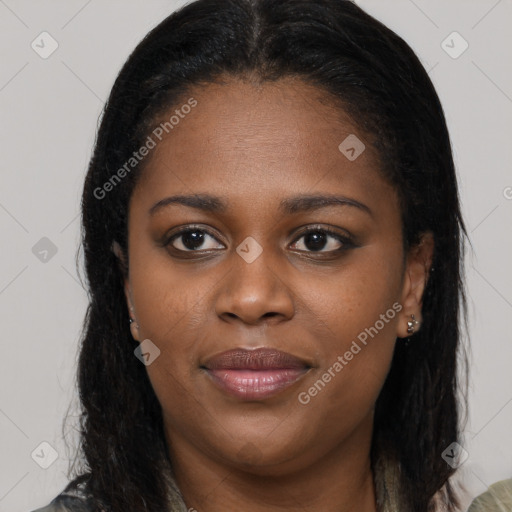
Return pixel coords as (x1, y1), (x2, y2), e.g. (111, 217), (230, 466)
(112, 240), (141, 341)
(396, 232), (434, 338)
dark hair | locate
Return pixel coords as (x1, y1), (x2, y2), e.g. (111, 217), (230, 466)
(68, 0), (468, 510)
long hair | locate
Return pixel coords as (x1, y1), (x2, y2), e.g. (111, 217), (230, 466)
(68, 1), (468, 510)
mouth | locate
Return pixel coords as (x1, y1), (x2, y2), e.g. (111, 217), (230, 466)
(201, 348), (312, 401)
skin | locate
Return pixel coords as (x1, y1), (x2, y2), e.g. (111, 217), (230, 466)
(115, 77), (434, 512)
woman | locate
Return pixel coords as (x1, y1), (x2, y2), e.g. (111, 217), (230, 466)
(32, 0), (468, 510)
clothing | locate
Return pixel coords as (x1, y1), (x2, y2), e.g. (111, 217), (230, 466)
(467, 479), (512, 512)
(28, 457), (456, 512)
(30, 484), (93, 512)
(29, 461), (399, 512)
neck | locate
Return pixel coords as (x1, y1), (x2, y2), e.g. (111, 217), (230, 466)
(165, 415), (377, 512)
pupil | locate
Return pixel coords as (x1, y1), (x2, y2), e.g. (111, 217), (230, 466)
(183, 231), (204, 250)
(305, 232), (326, 251)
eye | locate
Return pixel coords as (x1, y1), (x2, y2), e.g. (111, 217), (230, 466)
(166, 226), (225, 252)
(164, 224), (354, 256)
(289, 226), (352, 253)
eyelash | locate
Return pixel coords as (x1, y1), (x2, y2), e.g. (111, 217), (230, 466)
(163, 224), (356, 257)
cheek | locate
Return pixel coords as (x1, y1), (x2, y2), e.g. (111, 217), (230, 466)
(297, 252), (402, 406)
(128, 260), (214, 399)
(303, 254), (403, 346)
(131, 254), (210, 338)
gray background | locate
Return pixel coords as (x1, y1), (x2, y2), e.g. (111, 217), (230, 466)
(0, 1), (511, 510)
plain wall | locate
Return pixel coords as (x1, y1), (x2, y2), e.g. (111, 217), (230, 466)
(0, 1), (511, 510)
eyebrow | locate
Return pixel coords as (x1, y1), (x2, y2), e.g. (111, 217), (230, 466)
(149, 193), (372, 217)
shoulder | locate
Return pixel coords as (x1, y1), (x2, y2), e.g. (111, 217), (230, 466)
(30, 484), (95, 512)
(30, 498), (92, 512)
(467, 478), (512, 511)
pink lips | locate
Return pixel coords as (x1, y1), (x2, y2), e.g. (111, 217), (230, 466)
(203, 348), (310, 400)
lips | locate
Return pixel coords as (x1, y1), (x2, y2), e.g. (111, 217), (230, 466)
(202, 348), (311, 401)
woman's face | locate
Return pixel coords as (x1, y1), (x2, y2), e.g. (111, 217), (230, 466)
(120, 77), (431, 476)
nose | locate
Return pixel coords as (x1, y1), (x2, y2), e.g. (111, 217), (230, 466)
(214, 245), (295, 326)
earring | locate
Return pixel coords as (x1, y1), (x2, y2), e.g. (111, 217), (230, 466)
(407, 314), (420, 334)
(129, 304), (136, 325)
(128, 305), (139, 329)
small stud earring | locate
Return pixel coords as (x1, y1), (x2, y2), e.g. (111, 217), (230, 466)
(128, 304), (138, 328)
(407, 314), (420, 334)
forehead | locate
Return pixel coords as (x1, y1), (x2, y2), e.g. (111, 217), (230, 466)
(133, 77), (395, 215)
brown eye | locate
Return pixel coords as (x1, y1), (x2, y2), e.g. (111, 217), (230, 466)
(168, 228), (224, 252)
(290, 227), (352, 253)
